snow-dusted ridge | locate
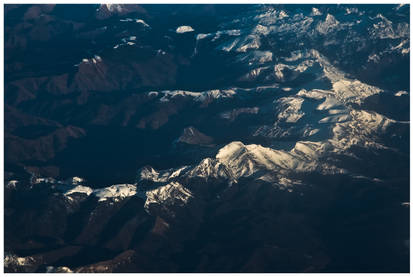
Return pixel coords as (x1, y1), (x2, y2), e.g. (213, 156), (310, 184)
(136, 108), (398, 190)
(133, 50), (403, 192)
(25, 45), (404, 214)
(93, 184), (137, 202)
(157, 89), (237, 102)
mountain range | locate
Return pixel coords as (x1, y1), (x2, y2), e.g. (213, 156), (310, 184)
(4, 4), (410, 273)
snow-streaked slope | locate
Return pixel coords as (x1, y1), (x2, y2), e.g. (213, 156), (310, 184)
(253, 123), (320, 140)
(216, 140), (338, 179)
(329, 110), (396, 151)
(276, 97), (305, 123)
(144, 181), (193, 212)
(184, 158), (236, 183)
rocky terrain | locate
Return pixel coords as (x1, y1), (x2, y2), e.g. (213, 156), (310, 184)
(4, 4), (410, 273)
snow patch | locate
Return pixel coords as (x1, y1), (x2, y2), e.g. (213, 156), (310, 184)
(120, 18), (150, 27)
(176, 26), (194, 33)
(4, 253), (35, 268)
(93, 184), (137, 202)
(196, 33), (211, 40)
(64, 185), (93, 197)
(6, 180), (18, 189)
(395, 90), (408, 97)
(311, 7), (322, 16)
